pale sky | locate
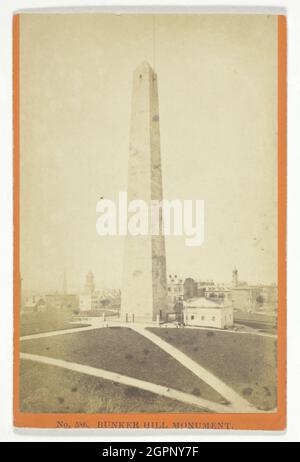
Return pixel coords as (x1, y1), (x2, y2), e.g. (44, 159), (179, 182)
(20, 14), (278, 293)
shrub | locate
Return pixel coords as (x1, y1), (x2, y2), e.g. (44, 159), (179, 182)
(242, 387), (253, 397)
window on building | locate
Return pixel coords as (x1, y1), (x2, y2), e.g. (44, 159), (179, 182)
(201, 316), (205, 321)
(191, 315), (194, 320)
(212, 316), (215, 321)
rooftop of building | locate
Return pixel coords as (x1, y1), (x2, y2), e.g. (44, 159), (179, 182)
(184, 297), (226, 309)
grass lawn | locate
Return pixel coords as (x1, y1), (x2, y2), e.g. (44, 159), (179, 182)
(20, 360), (202, 413)
(20, 327), (224, 404)
(148, 328), (277, 410)
(234, 312), (277, 334)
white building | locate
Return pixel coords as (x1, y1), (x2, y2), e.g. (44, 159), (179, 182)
(183, 297), (234, 329)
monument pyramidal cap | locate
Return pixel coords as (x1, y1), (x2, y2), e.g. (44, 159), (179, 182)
(121, 61), (168, 323)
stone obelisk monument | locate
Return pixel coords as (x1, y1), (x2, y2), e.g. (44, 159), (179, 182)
(121, 62), (168, 323)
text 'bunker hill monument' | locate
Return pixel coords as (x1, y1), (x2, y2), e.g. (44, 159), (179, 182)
(121, 62), (168, 323)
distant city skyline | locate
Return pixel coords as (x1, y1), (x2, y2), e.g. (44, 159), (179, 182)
(20, 15), (278, 293)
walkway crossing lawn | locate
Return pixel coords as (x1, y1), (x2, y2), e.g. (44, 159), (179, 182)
(20, 327), (224, 404)
(148, 328), (277, 410)
(20, 360), (202, 413)
(21, 322), (90, 337)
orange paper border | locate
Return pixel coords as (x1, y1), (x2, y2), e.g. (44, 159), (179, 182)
(13, 14), (287, 431)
